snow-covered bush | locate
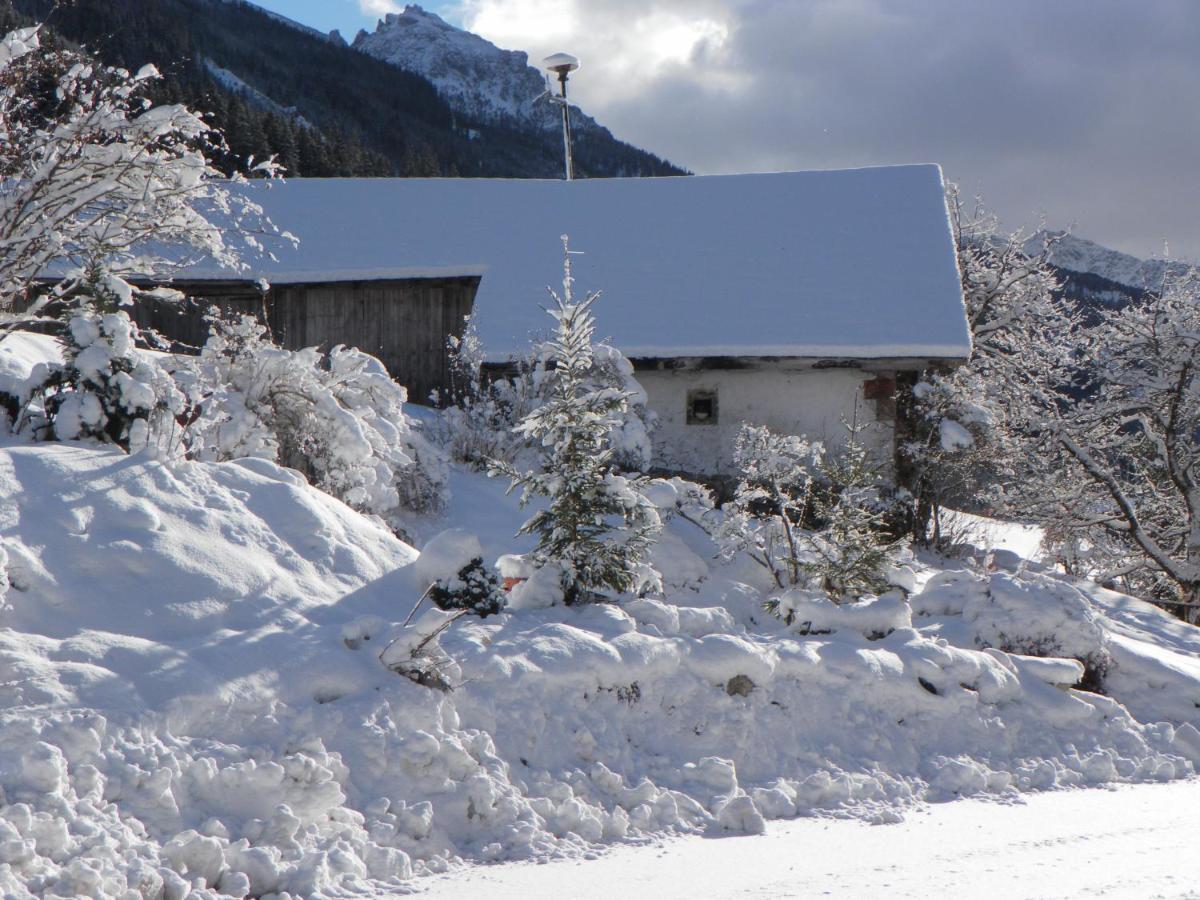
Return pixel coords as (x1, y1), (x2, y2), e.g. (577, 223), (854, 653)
(916, 568), (1113, 691)
(439, 314), (655, 473)
(428, 557), (507, 618)
(716, 424), (822, 590)
(0, 23), (278, 456)
(184, 315), (446, 527)
(493, 238), (663, 604)
(27, 307), (185, 453)
(719, 422), (899, 602)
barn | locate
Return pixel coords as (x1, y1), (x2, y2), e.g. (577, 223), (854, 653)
(163, 165), (971, 478)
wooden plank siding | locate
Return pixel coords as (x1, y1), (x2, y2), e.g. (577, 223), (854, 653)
(132, 277), (480, 405)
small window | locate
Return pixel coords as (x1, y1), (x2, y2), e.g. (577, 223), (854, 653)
(687, 389), (718, 425)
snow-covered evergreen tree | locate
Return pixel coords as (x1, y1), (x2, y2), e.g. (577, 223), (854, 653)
(440, 312), (655, 473)
(802, 421), (901, 599)
(428, 557), (507, 618)
(492, 237), (662, 604)
(32, 306), (185, 453)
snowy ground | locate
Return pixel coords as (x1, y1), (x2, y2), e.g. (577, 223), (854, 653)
(1, 441), (1199, 896)
(2, 331), (1200, 896)
(413, 779), (1200, 899)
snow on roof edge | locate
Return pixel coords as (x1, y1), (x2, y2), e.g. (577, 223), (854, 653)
(177, 265), (487, 284)
(482, 342), (972, 364)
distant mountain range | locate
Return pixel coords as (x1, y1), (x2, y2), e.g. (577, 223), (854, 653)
(1028, 232), (1190, 313)
(1, 0), (684, 179)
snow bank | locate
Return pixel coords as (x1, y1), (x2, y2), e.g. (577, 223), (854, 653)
(1, 449), (1199, 896)
(0, 332), (61, 402)
(415, 528), (484, 586)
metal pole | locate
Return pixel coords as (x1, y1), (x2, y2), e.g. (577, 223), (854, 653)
(558, 71), (574, 181)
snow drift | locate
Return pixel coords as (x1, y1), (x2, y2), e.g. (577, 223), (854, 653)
(1, 436), (1199, 897)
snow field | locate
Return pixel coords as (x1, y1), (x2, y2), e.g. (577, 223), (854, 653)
(412, 779), (1200, 899)
(0, 435), (1199, 896)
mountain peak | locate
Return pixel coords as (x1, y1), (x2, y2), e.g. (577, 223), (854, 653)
(353, 6), (565, 128)
(383, 5), (447, 25)
(1029, 230), (1186, 293)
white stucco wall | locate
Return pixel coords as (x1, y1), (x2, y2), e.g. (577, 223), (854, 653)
(637, 367), (894, 477)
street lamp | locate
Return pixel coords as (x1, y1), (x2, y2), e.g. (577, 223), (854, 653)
(542, 52), (580, 181)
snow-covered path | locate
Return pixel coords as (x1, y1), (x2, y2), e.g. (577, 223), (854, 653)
(412, 780), (1200, 899)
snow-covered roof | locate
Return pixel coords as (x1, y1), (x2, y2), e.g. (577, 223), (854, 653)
(190, 166), (971, 361)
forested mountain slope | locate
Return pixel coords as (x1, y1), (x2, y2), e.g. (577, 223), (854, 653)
(0, 0), (684, 179)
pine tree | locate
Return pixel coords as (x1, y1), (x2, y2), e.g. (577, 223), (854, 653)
(492, 237), (662, 604)
(264, 113), (300, 176)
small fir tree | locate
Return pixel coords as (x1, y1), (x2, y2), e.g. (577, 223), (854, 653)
(428, 557), (507, 618)
(492, 237), (662, 604)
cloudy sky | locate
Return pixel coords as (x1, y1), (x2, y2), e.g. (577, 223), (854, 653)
(256, 0), (1200, 261)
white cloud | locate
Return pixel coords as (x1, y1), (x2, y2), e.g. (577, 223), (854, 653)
(359, 0), (404, 16)
(454, 0), (737, 101)
(447, 0), (1200, 260)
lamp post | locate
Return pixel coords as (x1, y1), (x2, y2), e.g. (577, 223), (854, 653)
(542, 52), (580, 181)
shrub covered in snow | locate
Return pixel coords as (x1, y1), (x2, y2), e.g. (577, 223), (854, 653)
(493, 238), (663, 604)
(184, 314), (446, 527)
(915, 567), (1113, 690)
(718, 422), (899, 601)
(0, 22), (278, 459)
(415, 529), (507, 618)
(429, 558), (507, 618)
(716, 424), (821, 590)
(26, 308), (185, 453)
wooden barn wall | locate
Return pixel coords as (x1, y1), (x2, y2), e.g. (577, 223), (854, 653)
(137, 277), (478, 405)
(270, 279), (477, 405)
(131, 281), (266, 351)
